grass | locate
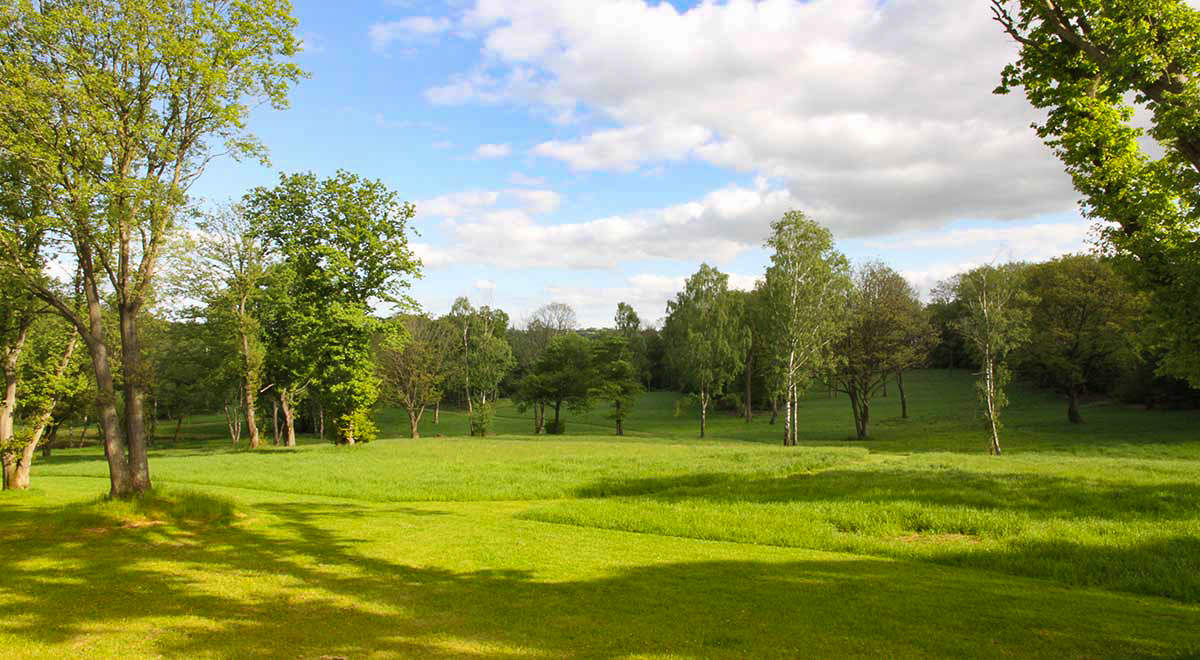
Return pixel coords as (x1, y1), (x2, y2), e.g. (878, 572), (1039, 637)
(4, 369), (1200, 658)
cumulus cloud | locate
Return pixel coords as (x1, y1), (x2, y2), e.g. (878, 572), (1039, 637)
(540, 271), (760, 328)
(475, 142), (513, 158)
(369, 16), (451, 52)
(417, 178), (796, 270)
(429, 0), (1079, 235)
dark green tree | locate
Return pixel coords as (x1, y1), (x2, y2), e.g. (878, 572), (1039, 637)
(590, 334), (644, 436)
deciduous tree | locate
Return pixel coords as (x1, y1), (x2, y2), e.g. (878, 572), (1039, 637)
(0, 0), (303, 496)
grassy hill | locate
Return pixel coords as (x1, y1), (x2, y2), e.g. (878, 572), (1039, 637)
(3, 370), (1199, 658)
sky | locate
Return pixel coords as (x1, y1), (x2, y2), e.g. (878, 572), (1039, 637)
(190, 0), (1105, 328)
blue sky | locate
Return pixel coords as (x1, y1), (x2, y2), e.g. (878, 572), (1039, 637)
(192, 0), (1096, 327)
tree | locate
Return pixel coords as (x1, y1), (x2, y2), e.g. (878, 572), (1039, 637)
(614, 302), (650, 387)
(832, 264), (931, 439)
(377, 315), (452, 439)
(955, 264), (1032, 455)
(761, 211), (851, 446)
(0, 0), (303, 496)
(2, 314), (85, 490)
(1021, 255), (1142, 423)
(993, 0), (1200, 385)
(663, 264), (749, 438)
(520, 333), (593, 434)
(178, 205), (269, 448)
(247, 171), (420, 445)
(590, 334), (643, 436)
(445, 298), (515, 426)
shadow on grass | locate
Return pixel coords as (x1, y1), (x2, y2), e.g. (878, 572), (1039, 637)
(0, 496), (1197, 659)
(565, 467), (1200, 603)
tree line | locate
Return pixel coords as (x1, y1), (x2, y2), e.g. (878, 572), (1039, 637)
(4, 0), (1200, 496)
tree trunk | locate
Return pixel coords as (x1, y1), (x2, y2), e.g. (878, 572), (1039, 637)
(434, 401), (440, 424)
(769, 396), (777, 425)
(1, 321), (30, 470)
(985, 357), (1002, 456)
(553, 401), (562, 428)
(280, 390), (297, 448)
(224, 403), (242, 447)
(74, 414), (89, 447)
(118, 305), (151, 493)
(317, 403), (325, 442)
(173, 417), (183, 444)
(744, 356), (753, 423)
(408, 405), (423, 439)
(699, 389), (708, 439)
(1067, 387), (1083, 424)
(615, 400), (624, 436)
(243, 370), (260, 449)
(271, 397), (280, 446)
(898, 370), (909, 420)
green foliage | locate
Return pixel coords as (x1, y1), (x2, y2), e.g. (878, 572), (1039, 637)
(663, 264), (750, 436)
(246, 171), (420, 444)
(469, 401), (495, 437)
(445, 298), (516, 410)
(589, 334), (644, 435)
(1019, 255), (1144, 420)
(955, 264), (1033, 453)
(832, 262), (933, 438)
(994, 0), (1200, 385)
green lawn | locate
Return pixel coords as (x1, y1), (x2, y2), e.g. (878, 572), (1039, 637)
(4, 370), (1200, 658)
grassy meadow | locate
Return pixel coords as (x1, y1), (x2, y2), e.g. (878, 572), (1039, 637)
(3, 369), (1200, 658)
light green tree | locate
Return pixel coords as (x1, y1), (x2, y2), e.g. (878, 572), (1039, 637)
(955, 264), (1032, 456)
(247, 170), (420, 445)
(993, 0), (1200, 385)
(0, 0), (303, 496)
(761, 211), (851, 446)
(377, 314), (453, 439)
(663, 264), (750, 438)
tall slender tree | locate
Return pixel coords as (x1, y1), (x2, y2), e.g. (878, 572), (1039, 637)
(0, 0), (303, 496)
(761, 211), (851, 446)
(955, 264), (1032, 455)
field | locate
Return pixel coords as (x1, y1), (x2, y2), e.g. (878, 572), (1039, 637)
(3, 370), (1200, 658)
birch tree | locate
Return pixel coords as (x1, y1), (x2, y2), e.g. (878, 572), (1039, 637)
(0, 0), (303, 496)
(178, 204), (269, 448)
(955, 264), (1032, 455)
(663, 264), (749, 438)
(761, 211), (851, 446)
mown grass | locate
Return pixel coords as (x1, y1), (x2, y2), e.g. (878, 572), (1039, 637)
(5, 369), (1200, 658)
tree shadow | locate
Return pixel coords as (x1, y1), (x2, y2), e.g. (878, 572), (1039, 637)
(0, 496), (1196, 659)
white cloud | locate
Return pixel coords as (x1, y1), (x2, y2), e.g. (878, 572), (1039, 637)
(417, 179), (796, 270)
(474, 279), (497, 290)
(541, 270), (760, 328)
(509, 172), (546, 186)
(431, 0), (1079, 236)
(475, 143), (513, 158)
(369, 16), (452, 52)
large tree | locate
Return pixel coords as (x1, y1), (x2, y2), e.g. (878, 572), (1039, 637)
(247, 170), (419, 445)
(1021, 254), (1143, 423)
(832, 263), (931, 439)
(761, 211), (851, 446)
(0, 0), (303, 496)
(377, 314), (452, 439)
(993, 0), (1200, 385)
(663, 264), (749, 438)
(955, 264), (1032, 456)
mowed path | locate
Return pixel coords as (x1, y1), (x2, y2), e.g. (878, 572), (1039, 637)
(3, 472), (1198, 659)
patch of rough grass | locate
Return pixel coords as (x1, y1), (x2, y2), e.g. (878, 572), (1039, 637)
(41, 488), (238, 535)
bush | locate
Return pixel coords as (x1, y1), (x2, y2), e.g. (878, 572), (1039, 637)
(470, 403), (495, 436)
(546, 419), (567, 435)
